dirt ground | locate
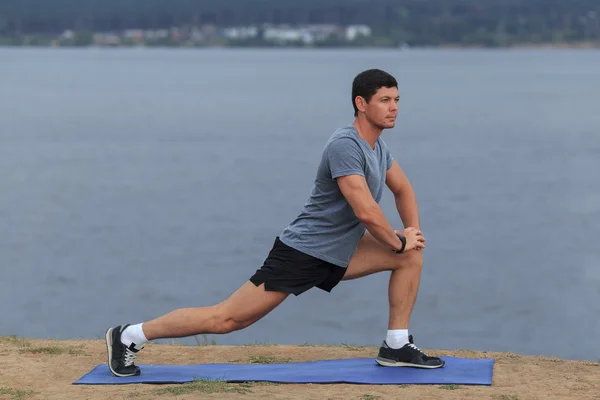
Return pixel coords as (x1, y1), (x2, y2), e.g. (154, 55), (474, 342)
(0, 336), (598, 400)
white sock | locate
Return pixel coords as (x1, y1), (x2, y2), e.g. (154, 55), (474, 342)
(121, 323), (148, 349)
(386, 329), (409, 349)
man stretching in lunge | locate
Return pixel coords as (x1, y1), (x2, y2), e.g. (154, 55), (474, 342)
(105, 68), (444, 377)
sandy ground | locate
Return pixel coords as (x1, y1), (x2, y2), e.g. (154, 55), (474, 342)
(0, 336), (598, 400)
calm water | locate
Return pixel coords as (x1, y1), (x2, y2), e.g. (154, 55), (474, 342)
(1, 48), (599, 361)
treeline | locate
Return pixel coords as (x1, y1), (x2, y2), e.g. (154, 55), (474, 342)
(1, 0), (599, 46)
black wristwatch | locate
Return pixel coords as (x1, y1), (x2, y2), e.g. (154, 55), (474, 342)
(394, 233), (406, 253)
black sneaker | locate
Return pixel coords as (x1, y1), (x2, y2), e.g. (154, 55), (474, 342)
(376, 335), (445, 368)
(105, 325), (142, 377)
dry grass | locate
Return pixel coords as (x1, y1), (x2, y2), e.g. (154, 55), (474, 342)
(0, 337), (598, 400)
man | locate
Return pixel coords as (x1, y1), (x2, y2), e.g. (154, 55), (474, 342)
(105, 68), (444, 377)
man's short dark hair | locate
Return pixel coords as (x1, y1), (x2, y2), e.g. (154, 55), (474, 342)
(352, 69), (398, 116)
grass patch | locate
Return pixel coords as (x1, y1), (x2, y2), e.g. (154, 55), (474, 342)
(153, 379), (252, 396)
(253, 382), (281, 386)
(17, 345), (88, 356)
(543, 357), (563, 363)
(193, 335), (217, 346)
(297, 343), (369, 351)
(248, 355), (291, 364)
(19, 346), (65, 355)
(361, 395), (382, 400)
(440, 384), (461, 390)
(0, 387), (35, 400)
(340, 343), (367, 351)
(499, 396), (521, 400)
(68, 348), (89, 356)
(0, 336), (31, 347)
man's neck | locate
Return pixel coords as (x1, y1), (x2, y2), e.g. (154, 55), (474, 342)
(353, 118), (382, 149)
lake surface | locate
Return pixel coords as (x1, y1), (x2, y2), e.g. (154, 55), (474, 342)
(1, 47), (599, 361)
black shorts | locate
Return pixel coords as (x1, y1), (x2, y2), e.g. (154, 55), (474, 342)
(249, 237), (346, 296)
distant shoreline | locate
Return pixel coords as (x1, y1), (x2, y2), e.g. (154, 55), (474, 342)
(1, 42), (599, 50)
(439, 41), (600, 50)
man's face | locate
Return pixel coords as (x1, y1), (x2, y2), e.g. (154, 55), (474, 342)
(361, 86), (399, 129)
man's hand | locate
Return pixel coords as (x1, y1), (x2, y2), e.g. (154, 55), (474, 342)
(395, 227), (426, 252)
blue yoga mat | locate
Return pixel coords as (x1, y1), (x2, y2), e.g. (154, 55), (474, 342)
(74, 357), (494, 386)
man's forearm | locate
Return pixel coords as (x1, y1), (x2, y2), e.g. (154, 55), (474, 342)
(360, 206), (405, 252)
(394, 189), (420, 230)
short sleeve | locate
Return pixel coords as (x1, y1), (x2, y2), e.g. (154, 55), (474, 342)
(327, 138), (365, 179)
(379, 138), (394, 170)
(386, 147), (394, 170)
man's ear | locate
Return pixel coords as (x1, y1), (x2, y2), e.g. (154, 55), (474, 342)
(355, 96), (367, 113)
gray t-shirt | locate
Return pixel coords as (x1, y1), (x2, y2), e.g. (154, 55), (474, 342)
(279, 124), (394, 267)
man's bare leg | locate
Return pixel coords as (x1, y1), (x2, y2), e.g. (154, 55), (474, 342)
(106, 282), (288, 376)
(344, 230), (423, 331)
(343, 231), (443, 368)
(142, 282), (289, 340)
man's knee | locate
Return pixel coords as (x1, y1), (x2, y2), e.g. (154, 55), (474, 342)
(208, 305), (251, 334)
(407, 250), (424, 269)
(395, 249), (423, 270)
